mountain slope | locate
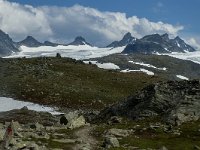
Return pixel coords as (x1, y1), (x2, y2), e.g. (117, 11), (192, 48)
(107, 32), (136, 48)
(68, 36), (91, 46)
(0, 30), (19, 56)
(17, 36), (43, 47)
(88, 53), (200, 80)
(0, 57), (161, 110)
(95, 80), (200, 126)
(123, 33), (196, 54)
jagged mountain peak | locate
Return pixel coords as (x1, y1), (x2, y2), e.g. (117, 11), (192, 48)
(123, 33), (196, 54)
(0, 30), (10, 39)
(107, 32), (136, 48)
(122, 32), (132, 39)
(0, 29), (18, 56)
(18, 36), (43, 47)
(75, 36), (86, 42)
(161, 33), (170, 41)
(174, 36), (183, 41)
(68, 36), (91, 46)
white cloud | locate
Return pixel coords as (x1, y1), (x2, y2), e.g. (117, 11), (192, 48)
(0, 0), (52, 41)
(0, 0), (184, 46)
(187, 38), (200, 50)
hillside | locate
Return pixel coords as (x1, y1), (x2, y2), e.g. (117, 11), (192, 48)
(89, 53), (200, 80)
(0, 57), (162, 110)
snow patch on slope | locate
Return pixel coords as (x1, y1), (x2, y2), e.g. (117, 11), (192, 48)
(176, 75), (189, 80)
(129, 61), (167, 71)
(120, 68), (154, 76)
(84, 61), (120, 70)
(0, 97), (62, 115)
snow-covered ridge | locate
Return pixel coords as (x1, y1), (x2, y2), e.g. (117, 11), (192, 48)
(129, 61), (167, 71)
(5, 45), (126, 60)
(0, 97), (62, 115)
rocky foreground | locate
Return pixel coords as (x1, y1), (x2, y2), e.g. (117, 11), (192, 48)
(0, 80), (200, 150)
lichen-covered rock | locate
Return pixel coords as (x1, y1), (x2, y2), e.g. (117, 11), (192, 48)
(67, 115), (86, 129)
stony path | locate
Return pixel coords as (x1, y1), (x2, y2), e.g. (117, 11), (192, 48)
(73, 125), (98, 150)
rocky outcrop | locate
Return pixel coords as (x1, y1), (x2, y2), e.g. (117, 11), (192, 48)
(0, 30), (19, 56)
(95, 80), (200, 125)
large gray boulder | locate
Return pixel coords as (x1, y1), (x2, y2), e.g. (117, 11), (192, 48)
(103, 135), (120, 148)
(60, 111), (86, 129)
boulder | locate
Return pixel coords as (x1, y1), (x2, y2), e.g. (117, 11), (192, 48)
(108, 116), (122, 124)
(67, 115), (86, 129)
(60, 111), (86, 129)
(159, 146), (168, 150)
(103, 135), (120, 148)
(30, 122), (44, 131)
(106, 128), (131, 137)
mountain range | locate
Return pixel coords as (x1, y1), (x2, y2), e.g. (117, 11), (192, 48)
(0, 29), (197, 57)
(123, 33), (195, 54)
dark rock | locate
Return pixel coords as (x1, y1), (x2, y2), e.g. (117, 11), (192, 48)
(60, 115), (68, 125)
(17, 36), (43, 47)
(108, 116), (122, 124)
(123, 33), (196, 54)
(68, 36), (91, 46)
(95, 80), (200, 126)
(43, 41), (58, 47)
(0, 29), (19, 56)
(56, 53), (61, 58)
(107, 32), (136, 48)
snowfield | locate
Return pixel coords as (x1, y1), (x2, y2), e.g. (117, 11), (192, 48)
(164, 51), (200, 64)
(0, 97), (63, 115)
(5, 45), (126, 60)
(4, 44), (200, 65)
(84, 61), (120, 70)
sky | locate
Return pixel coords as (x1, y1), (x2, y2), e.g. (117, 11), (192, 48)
(1, 0), (200, 49)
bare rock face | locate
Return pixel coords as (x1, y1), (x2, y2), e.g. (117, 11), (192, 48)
(96, 80), (200, 126)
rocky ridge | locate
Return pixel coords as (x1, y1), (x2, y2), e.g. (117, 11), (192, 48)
(95, 80), (200, 126)
(123, 33), (195, 54)
(0, 30), (19, 56)
(68, 36), (91, 46)
(107, 32), (136, 48)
